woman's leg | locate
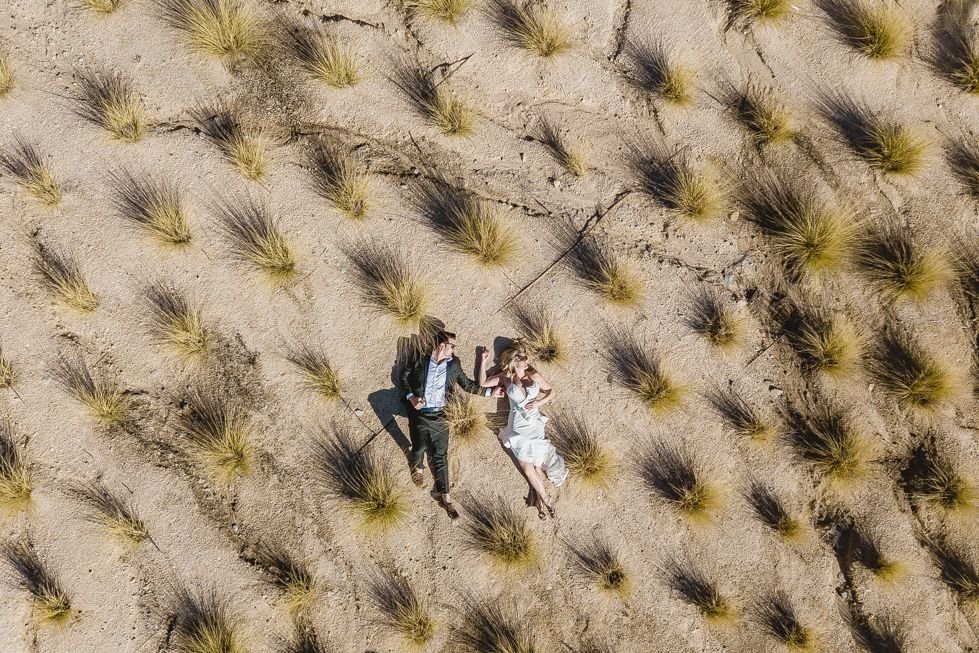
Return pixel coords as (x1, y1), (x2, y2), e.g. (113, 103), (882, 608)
(520, 461), (550, 506)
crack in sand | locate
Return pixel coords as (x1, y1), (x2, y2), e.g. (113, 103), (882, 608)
(609, 0), (633, 61)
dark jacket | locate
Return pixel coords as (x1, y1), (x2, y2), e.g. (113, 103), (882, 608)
(398, 354), (484, 404)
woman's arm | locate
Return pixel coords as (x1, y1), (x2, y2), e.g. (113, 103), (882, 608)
(477, 348), (504, 388)
(526, 372), (554, 409)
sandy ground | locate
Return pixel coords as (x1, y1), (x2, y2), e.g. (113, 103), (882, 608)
(1, 0), (979, 651)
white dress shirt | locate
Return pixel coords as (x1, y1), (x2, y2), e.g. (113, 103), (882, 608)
(407, 355), (450, 409)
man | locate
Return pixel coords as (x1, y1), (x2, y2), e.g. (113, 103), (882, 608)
(398, 329), (501, 518)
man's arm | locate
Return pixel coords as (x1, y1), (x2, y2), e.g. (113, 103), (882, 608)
(398, 357), (416, 400)
(453, 359), (493, 397)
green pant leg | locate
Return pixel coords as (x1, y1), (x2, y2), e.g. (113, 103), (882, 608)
(426, 418), (451, 495)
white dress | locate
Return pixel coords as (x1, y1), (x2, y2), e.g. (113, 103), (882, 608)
(497, 380), (569, 487)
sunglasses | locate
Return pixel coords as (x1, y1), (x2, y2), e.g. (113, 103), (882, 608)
(515, 353), (529, 361)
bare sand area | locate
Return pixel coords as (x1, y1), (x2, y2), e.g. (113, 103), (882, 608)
(1, 0), (979, 651)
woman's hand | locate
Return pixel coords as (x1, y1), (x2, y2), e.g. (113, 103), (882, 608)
(524, 399), (538, 411)
(480, 347), (492, 366)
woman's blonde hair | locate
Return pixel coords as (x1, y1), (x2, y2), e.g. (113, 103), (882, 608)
(500, 339), (536, 377)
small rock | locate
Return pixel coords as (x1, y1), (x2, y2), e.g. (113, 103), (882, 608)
(867, 383), (875, 392)
(354, 408), (364, 417)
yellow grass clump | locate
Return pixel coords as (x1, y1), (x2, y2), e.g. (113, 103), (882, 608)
(534, 116), (587, 176)
(213, 197), (296, 279)
(193, 105), (268, 181)
(2, 538), (72, 625)
(286, 342), (341, 401)
(784, 399), (868, 484)
(307, 142), (369, 220)
(856, 530), (903, 582)
(157, 0), (262, 59)
(0, 53), (13, 97)
(665, 557), (735, 623)
(70, 481), (150, 547)
(313, 426), (406, 529)
(412, 178), (517, 266)
(177, 386), (254, 481)
(639, 440), (718, 522)
(747, 481), (802, 540)
(74, 68), (145, 142)
(627, 41), (695, 106)
(820, 94), (927, 176)
(486, 0), (572, 58)
(0, 346), (14, 390)
(462, 495), (536, 567)
(110, 169), (192, 246)
(145, 281), (210, 359)
(907, 443), (977, 514)
(54, 355), (126, 424)
(729, 0), (792, 27)
(284, 22), (359, 88)
(605, 331), (682, 412)
(445, 392), (487, 442)
(740, 173), (860, 278)
(367, 570), (436, 646)
(33, 240), (98, 312)
(0, 419), (33, 512)
(780, 301), (863, 377)
(549, 411), (612, 485)
(393, 64), (475, 136)
(347, 242), (427, 325)
(170, 587), (245, 653)
(630, 146), (727, 221)
(756, 591), (817, 650)
(558, 224), (642, 305)
(706, 385), (774, 441)
(407, 0), (473, 25)
(857, 226), (951, 302)
(728, 84), (794, 145)
(1, 138), (61, 206)
(570, 537), (630, 595)
(249, 543), (317, 617)
(868, 329), (956, 414)
(452, 598), (536, 653)
(510, 303), (564, 364)
(685, 288), (742, 350)
(81, 0), (126, 14)
(947, 137), (979, 198)
(817, 0), (910, 60)
(931, 15), (979, 94)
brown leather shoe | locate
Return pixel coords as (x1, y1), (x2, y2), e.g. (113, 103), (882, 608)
(438, 496), (459, 520)
(410, 468), (424, 488)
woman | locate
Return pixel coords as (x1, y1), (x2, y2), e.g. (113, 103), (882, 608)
(479, 340), (568, 520)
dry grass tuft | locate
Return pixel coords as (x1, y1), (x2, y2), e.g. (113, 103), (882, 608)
(868, 328), (956, 414)
(0, 53), (13, 98)
(842, 605), (907, 653)
(145, 281), (210, 359)
(110, 169), (191, 245)
(411, 178), (517, 266)
(557, 224), (641, 304)
(604, 331), (682, 412)
(947, 137), (979, 198)
(0, 347), (14, 390)
(747, 481), (802, 540)
(367, 570), (436, 646)
(485, 0), (572, 58)
(451, 597), (535, 653)
(313, 426), (405, 529)
(779, 301), (863, 377)
(307, 142), (369, 220)
(393, 64), (474, 136)
(249, 543), (317, 617)
(627, 41), (695, 106)
(407, 0), (473, 24)
(445, 392), (487, 442)
(347, 242), (427, 325)
(170, 586), (244, 653)
(177, 385), (254, 481)
(728, 0), (792, 27)
(2, 538), (72, 625)
(638, 440), (717, 521)
(54, 355), (126, 424)
(549, 411), (612, 485)
(664, 557), (735, 622)
(0, 138), (61, 206)
(73, 69), (145, 142)
(213, 196), (296, 279)
(462, 495), (536, 567)
(740, 173), (860, 278)
(783, 398), (868, 483)
(726, 84), (794, 145)
(819, 94), (927, 176)
(903, 441), (976, 513)
(685, 288), (741, 350)
(706, 385), (774, 441)
(193, 105), (267, 180)
(756, 591), (816, 650)
(283, 21), (358, 88)
(0, 420), (33, 511)
(927, 539), (979, 605)
(157, 0), (262, 59)
(857, 225), (951, 302)
(855, 529), (903, 581)
(282, 626), (329, 653)
(817, 0), (910, 60)
(629, 145), (727, 221)
(81, 0), (126, 14)
(286, 342), (341, 401)
(33, 240), (98, 312)
(510, 303), (564, 363)
(533, 116), (587, 176)
(570, 536), (629, 595)
(931, 11), (979, 94)
(69, 480), (149, 547)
